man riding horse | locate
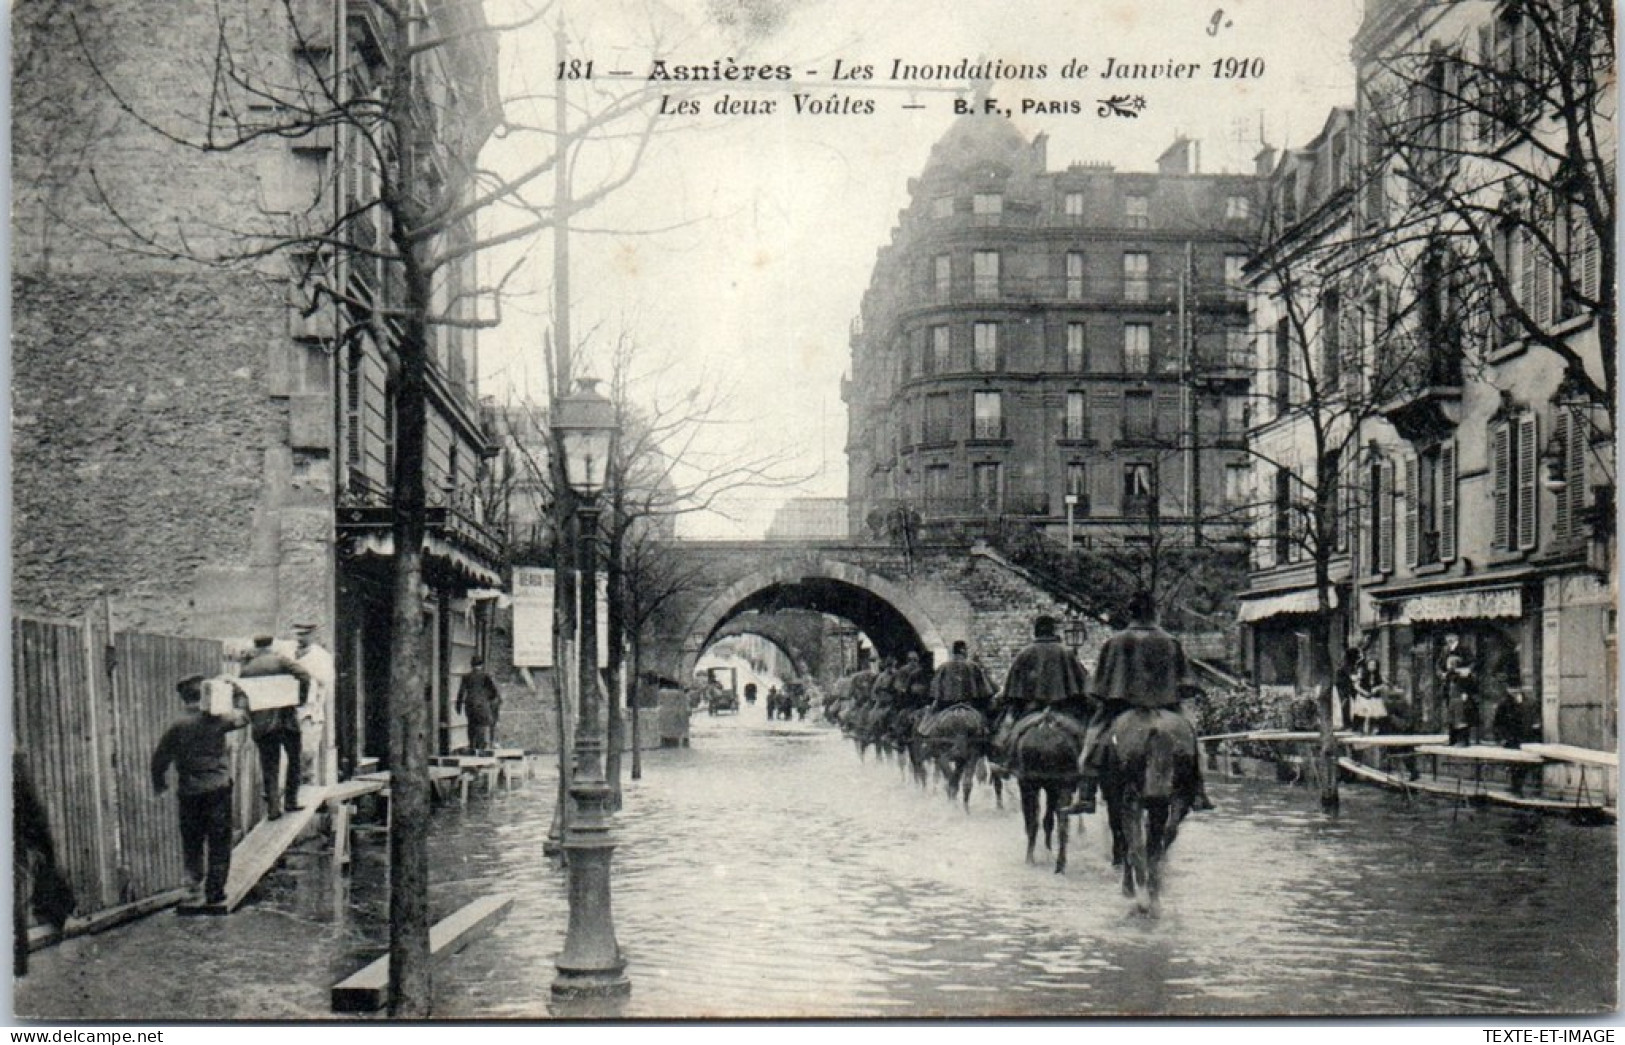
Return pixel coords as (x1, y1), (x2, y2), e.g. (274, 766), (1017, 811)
(993, 615), (1092, 756)
(1067, 590), (1215, 815)
(929, 640), (994, 716)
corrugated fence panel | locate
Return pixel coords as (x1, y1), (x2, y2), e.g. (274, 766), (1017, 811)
(111, 631), (227, 901)
(12, 618), (107, 916)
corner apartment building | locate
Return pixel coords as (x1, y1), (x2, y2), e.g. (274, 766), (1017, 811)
(1240, 0), (1615, 754)
(845, 115), (1260, 552)
(12, 1), (507, 774)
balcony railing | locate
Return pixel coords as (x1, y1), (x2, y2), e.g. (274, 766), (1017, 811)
(970, 418), (1007, 441)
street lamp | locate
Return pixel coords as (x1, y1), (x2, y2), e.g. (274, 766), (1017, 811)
(551, 377), (630, 1000)
(1064, 618), (1088, 654)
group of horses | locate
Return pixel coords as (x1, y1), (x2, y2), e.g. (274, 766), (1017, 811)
(821, 675), (1200, 910)
(765, 684), (812, 721)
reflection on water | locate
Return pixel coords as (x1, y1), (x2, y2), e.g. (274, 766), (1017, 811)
(14, 713), (1616, 1020)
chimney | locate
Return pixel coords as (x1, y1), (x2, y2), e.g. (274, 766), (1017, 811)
(1031, 132), (1049, 172)
(1255, 144), (1278, 177)
(1157, 136), (1195, 175)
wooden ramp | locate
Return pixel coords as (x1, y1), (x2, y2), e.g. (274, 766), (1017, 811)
(1343, 733), (1450, 749)
(1523, 743), (1619, 768)
(177, 784), (327, 915)
(1337, 756), (1608, 815)
(332, 894), (515, 1012)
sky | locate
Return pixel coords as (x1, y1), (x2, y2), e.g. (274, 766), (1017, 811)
(477, 0), (1366, 537)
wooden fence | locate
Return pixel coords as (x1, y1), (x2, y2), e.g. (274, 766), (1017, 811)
(13, 616), (260, 933)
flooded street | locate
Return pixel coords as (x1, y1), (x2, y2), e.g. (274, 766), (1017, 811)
(15, 710), (1617, 1020)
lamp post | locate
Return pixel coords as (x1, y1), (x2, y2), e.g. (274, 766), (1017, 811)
(551, 377), (630, 1000)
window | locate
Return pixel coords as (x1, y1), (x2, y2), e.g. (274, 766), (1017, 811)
(1063, 191), (1084, 223)
(1325, 448), (1347, 554)
(1222, 394), (1249, 441)
(1225, 326), (1252, 370)
(1321, 288), (1342, 388)
(1273, 467), (1294, 562)
(1124, 322), (1151, 374)
(972, 462), (1003, 511)
(925, 463), (951, 502)
(1065, 322), (1086, 372)
(1419, 240), (1466, 382)
(1123, 462), (1154, 516)
(1124, 194), (1149, 229)
(1066, 461), (1088, 499)
(1123, 252), (1150, 302)
(931, 196), (955, 219)
(1491, 412), (1538, 552)
(1224, 463), (1248, 508)
(1278, 172), (1299, 225)
(1123, 390), (1154, 441)
(1405, 441), (1457, 567)
(972, 391), (1004, 440)
(933, 254), (951, 301)
(1063, 391), (1087, 440)
(1065, 251), (1085, 300)
(973, 251), (1000, 299)
(1225, 194), (1251, 220)
(973, 322), (999, 372)
(924, 393), (952, 443)
(1273, 316), (1292, 411)
(1224, 255), (1248, 301)
(1407, 53), (1462, 184)
(930, 325), (950, 374)
(972, 193), (1003, 225)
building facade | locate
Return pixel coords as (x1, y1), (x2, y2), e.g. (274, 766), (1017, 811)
(12, 0), (507, 775)
(1240, 0), (1615, 755)
(845, 116), (1260, 558)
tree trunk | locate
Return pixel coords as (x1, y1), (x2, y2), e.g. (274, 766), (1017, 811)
(630, 636), (643, 780)
(605, 522), (626, 809)
(387, 345), (433, 1017)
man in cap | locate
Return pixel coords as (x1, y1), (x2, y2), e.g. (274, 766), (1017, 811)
(994, 615), (1093, 752)
(456, 655), (503, 750)
(151, 675), (251, 908)
(292, 622), (335, 787)
(240, 635), (312, 820)
(1069, 590), (1214, 814)
(930, 640), (994, 717)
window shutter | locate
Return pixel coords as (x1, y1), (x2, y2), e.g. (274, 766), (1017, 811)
(1531, 227), (1553, 328)
(1256, 495), (1276, 570)
(1566, 407), (1587, 536)
(1334, 461), (1350, 554)
(1576, 218), (1601, 302)
(1519, 227), (1538, 320)
(1516, 412), (1538, 550)
(1378, 459), (1396, 574)
(1492, 421), (1511, 549)
(1440, 440), (1458, 561)
(1403, 454), (1420, 569)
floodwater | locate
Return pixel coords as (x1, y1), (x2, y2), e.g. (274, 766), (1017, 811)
(13, 710), (1617, 1020)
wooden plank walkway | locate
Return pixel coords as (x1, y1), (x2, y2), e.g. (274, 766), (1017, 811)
(331, 893), (516, 1012)
(1416, 743), (1546, 764)
(1343, 733), (1450, 748)
(1524, 743), (1619, 768)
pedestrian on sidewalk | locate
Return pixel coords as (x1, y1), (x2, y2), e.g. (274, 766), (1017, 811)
(150, 675), (251, 908)
(293, 622), (334, 787)
(457, 655), (503, 750)
(241, 635), (312, 820)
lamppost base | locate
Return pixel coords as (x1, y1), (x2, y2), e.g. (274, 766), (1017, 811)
(551, 965), (631, 1000)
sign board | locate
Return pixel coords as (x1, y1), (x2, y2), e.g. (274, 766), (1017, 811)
(512, 567), (554, 667)
(511, 567), (609, 669)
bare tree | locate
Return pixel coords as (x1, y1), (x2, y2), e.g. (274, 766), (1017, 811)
(1360, 0), (1614, 410)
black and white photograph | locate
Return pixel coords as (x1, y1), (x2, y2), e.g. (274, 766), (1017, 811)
(8, 0), (1619, 1023)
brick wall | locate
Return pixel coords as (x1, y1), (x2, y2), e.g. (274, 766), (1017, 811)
(10, 272), (327, 636)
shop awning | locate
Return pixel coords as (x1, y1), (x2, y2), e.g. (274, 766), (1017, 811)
(1395, 587), (1521, 624)
(346, 531), (503, 589)
(1237, 588), (1338, 623)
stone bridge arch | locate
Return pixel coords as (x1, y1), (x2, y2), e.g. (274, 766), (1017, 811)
(678, 556), (953, 682)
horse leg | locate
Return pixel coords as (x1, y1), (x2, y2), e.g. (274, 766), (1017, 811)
(961, 758), (977, 812)
(1053, 786), (1069, 874)
(991, 770), (1005, 810)
(1042, 788), (1056, 852)
(1145, 798), (1169, 898)
(1120, 795), (1150, 906)
(1020, 782), (1039, 864)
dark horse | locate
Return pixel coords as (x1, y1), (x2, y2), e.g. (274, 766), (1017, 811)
(1008, 710), (1085, 873)
(1100, 707), (1199, 911)
(915, 704), (990, 809)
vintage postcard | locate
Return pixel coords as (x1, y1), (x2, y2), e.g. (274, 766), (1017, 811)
(9, 0), (1617, 1025)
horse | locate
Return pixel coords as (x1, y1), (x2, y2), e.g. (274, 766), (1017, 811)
(1007, 710), (1086, 873)
(1099, 706), (1199, 911)
(916, 704), (991, 810)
